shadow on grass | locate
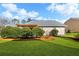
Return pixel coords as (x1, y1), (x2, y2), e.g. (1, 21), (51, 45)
(13, 37), (41, 41)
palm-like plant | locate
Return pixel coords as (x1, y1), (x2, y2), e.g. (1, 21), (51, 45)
(12, 19), (19, 24)
(27, 18), (32, 22)
(21, 19), (26, 24)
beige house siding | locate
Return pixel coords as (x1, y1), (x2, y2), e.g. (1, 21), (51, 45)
(64, 18), (79, 32)
(41, 27), (65, 36)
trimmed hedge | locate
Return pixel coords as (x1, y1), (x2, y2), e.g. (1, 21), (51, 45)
(32, 27), (44, 37)
(21, 27), (33, 38)
(0, 26), (44, 38)
(0, 26), (22, 38)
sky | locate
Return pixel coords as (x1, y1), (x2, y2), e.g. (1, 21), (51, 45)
(0, 3), (79, 23)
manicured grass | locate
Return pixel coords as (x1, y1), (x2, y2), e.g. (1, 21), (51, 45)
(49, 37), (79, 48)
(64, 32), (79, 38)
(0, 33), (79, 56)
(0, 38), (79, 56)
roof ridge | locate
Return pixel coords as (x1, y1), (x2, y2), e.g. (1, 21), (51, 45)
(26, 20), (65, 27)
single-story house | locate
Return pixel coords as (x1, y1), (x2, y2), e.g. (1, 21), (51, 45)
(64, 18), (79, 32)
(16, 20), (65, 36)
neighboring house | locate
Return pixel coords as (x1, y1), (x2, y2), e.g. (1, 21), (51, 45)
(64, 18), (79, 32)
(17, 20), (65, 36)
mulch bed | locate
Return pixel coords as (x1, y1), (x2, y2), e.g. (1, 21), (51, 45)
(0, 38), (16, 40)
(0, 36), (55, 41)
(40, 36), (55, 40)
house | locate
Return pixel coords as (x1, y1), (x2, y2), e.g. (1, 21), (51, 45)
(64, 18), (79, 32)
(16, 20), (65, 36)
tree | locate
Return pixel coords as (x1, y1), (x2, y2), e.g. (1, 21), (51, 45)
(0, 17), (8, 26)
(27, 18), (32, 22)
(21, 19), (26, 24)
(12, 18), (19, 24)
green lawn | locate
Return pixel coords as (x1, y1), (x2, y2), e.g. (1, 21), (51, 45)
(0, 33), (79, 56)
(64, 32), (79, 38)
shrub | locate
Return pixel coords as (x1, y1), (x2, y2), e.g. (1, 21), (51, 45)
(32, 27), (44, 37)
(0, 26), (45, 38)
(12, 27), (23, 38)
(21, 27), (33, 38)
(0, 26), (3, 35)
(50, 28), (58, 36)
(0, 26), (22, 38)
(66, 29), (71, 33)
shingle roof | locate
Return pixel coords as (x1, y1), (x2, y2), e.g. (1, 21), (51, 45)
(64, 18), (79, 24)
(64, 18), (79, 32)
(26, 20), (65, 27)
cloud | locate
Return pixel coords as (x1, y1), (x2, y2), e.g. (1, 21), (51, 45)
(47, 3), (65, 12)
(55, 4), (65, 12)
(17, 9), (39, 19)
(2, 3), (79, 24)
(47, 4), (55, 11)
(35, 16), (49, 20)
(1, 11), (13, 19)
(28, 11), (39, 18)
(72, 9), (79, 18)
(13, 16), (19, 19)
(1, 3), (39, 20)
(17, 9), (27, 16)
(1, 4), (18, 12)
(47, 3), (79, 23)
(47, 3), (79, 16)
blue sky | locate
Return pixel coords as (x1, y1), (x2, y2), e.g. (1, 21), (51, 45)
(0, 3), (79, 23)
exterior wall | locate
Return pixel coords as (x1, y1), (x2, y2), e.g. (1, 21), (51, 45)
(41, 27), (65, 36)
(64, 18), (79, 32)
(56, 27), (65, 35)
